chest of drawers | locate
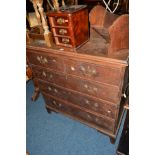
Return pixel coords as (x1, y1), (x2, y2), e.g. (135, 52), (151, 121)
(27, 42), (128, 143)
(47, 5), (89, 48)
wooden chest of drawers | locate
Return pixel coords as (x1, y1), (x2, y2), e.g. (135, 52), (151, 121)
(47, 5), (89, 48)
(27, 42), (128, 142)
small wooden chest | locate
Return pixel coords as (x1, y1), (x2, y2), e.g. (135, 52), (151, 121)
(47, 5), (89, 49)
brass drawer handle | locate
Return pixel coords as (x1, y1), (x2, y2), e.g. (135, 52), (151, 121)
(62, 38), (70, 44)
(49, 74), (53, 79)
(53, 100), (61, 107)
(80, 65), (97, 77)
(85, 99), (90, 105)
(36, 56), (48, 64)
(87, 114), (91, 119)
(59, 29), (67, 35)
(107, 110), (111, 114)
(71, 66), (75, 71)
(48, 86), (52, 91)
(94, 103), (99, 108)
(84, 84), (98, 93)
(42, 71), (46, 77)
(52, 59), (57, 63)
(56, 18), (68, 25)
(54, 88), (58, 93)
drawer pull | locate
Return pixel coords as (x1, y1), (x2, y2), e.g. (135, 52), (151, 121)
(49, 74), (53, 79)
(87, 114), (91, 119)
(54, 88), (58, 93)
(37, 56), (41, 62)
(36, 56), (48, 64)
(95, 118), (99, 122)
(85, 99), (90, 105)
(57, 18), (68, 25)
(43, 57), (48, 63)
(94, 103), (99, 108)
(80, 65), (97, 77)
(62, 38), (70, 44)
(107, 110), (111, 114)
(59, 29), (67, 35)
(84, 84), (98, 93)
(71, 66), (75, 71)
(48, 86), (52, 91)
(52, 59), (57, 63)
(42, 71), (46, 77)
(53, 100), (57, 105)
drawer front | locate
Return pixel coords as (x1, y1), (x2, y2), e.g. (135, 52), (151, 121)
(50, 16), (69, 26)
(32, 66), (120, 103)
(65, 60), (122, 86)
(39, 80), (118, 119)
(43, 93), (115, 132)
(54, 28), (70, 36)
(27, 51), (64, 72)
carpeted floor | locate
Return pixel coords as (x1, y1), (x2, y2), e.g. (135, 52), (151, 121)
(26, 80), (126, 155)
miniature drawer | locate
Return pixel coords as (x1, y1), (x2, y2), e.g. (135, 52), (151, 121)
(32, 66), (120, 103)
(51, 16), (69, 26)
(52, 27), (70, 36)
(65, 60), (122, 86)
(38, 80), (118, 119)
(54, 36), (73, 47)
(43, 93), (115, 132)
(27, 51), (64, 72)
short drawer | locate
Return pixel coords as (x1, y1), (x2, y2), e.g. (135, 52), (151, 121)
(39, 80), (118, 119)
(43, 93), (115, 132)
(32, 66), (120, 103)
(52, 27), (70, 36)
(54, 36), (73, 47)
(49, 16), (69, 27)
(27, 51), (64, 72)
(65, 60), (122, 86)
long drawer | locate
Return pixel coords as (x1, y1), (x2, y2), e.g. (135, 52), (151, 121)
(38, 80), (118, 119)
(27, 51), (65, 72)
(32, 65), (121, 103)
(43, 93), (115, 132)
(65, 59), (122, 86)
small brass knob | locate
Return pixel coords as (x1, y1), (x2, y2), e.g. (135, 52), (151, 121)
(85, 99), (90, 105)
(62, 38), (70, 44)
(53, 100), (56, 105)
(48, 86), (52, 91)
(43, 57), (48, 63)
(54, 89), (58, 93)
(94, 103), (99, 108)
(57, 18), (65, 24)
(52, 59), (56, 63)
(71, 66), (75, 71)
(59, 29), (67, 35)
(107, 110), (111, 114)
(37, 56), (41, 61)
(87, 114), (91, 119)
(49, 74), (53, 79)
(42, 71), (46, 77)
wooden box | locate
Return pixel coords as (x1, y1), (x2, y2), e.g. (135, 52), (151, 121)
(47, 5), (89, 49)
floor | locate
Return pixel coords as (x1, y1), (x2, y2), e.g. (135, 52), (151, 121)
(26, 80), (126, 155)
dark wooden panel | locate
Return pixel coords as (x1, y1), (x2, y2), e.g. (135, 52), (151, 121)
(32, 65), (121, 103)
(27, 50), (65, 72)
(43, 93), (115, 132)
(65, 59), (122, 86)
(38, 80), (118, 119)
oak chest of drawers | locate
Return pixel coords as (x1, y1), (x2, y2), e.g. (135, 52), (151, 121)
(47, 5), (89, 48)
(27, 41), (128, 142)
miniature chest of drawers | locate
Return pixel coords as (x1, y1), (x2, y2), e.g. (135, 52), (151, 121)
(47, 5), (89, 48)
